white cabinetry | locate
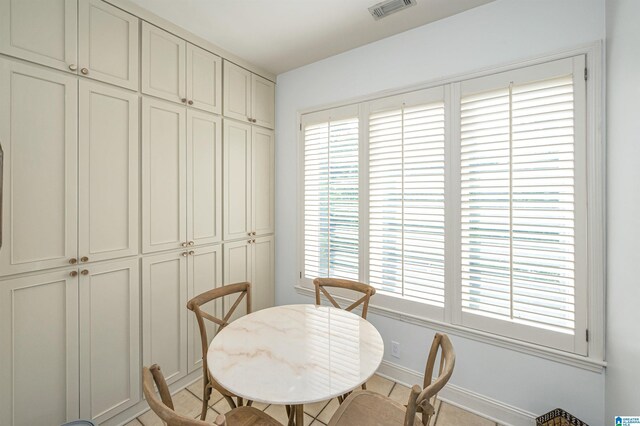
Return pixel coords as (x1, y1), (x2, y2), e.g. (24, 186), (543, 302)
(79, 80), (139, 263)
(223, 120), (275, 241)
(142, 22), (221, 113)
(223, 235), (274, 320)
(0, 258), (140, 425)
(0, 0), (77, 73)
(223, 60), (275, 129)
(78, 0), (139, 90)
(0, 0), (138, 89)
(143, 245), (222, 384)
(0, 58), (78, 275)
(142, 98), (222, 253)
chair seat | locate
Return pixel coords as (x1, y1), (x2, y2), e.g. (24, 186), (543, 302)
(226, 406), (282, 426)
(328, 391), (421, 426)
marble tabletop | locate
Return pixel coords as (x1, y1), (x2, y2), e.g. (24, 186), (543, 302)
(207, 304), (384, 405)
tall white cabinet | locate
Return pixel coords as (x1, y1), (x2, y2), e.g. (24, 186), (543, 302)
(0, 0), (275, 424)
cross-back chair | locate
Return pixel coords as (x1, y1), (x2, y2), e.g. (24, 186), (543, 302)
(327, 333), (455, 426)
(313, 278), (376, 319)
(186, 282), (252, 421)
(143, 364), (280, 426)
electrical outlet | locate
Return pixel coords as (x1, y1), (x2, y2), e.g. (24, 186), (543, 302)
(391, 341), (400, 358)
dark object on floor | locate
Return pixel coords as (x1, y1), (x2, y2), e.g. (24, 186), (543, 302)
(536, 408), (589, 426)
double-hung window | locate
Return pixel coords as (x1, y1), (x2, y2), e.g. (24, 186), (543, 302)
(300, 54), (595, 357)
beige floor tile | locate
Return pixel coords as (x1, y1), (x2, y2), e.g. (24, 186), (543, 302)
(436, 402), (495, 426)
(366, 374), (395, 396)
(186, 378), (224, 407)
(304, 413), (315, 425)
(388, 383), (412, 405)
(123, 419), (143, 426)
(196, 407), (220, 421)
(304, 399), (330, 417)
(249, 400), (270, 410)
(315, 398), (340, 424)
(264, 404), (292, 424)
(172, 389), (205, 419)
(212, 397), (234, 415)
(137, 408), (165, 426)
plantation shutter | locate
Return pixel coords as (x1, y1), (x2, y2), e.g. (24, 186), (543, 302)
(368, 88), (446, 307)
(303, 106), (360, 281)
(458, 56), (588, 354)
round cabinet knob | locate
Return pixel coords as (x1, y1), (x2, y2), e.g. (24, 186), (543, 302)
(69, 258), (77, 264)
(247, 232), (252, 236)
(181, 98), (187, 103)
(181, 242), (188, 247)
(70, 271), (78, 277)
(80, 269), (89, 276)
(181, 252), (188, 257)
(247, 117), (253, 123)
(80, 256), (89, 263)
(252, 119), (257, 123)
(252, 239), (256, 244)
(188, 241), (194, 246)
(81, 68), (89, 75)
(252, 231), (256, 236)
(247, 239), (252, 244)
(188, 100), (193, 105)
(188, 250), (195, 255)
(68, 64), (77, 71)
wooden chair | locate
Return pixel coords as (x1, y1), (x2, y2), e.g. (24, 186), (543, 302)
(327, 333), (455, 426)
(313, 278), (376, 319)
(143, 364), (281, 426)
(187, 282), (253, 421)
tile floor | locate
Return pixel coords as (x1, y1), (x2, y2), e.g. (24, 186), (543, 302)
(125, 374), (498, 426)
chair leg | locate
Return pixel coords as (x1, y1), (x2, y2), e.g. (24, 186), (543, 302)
(361, 382), (367, 390)
(223, 395), (237, 410)
(200, 383), (212, 420)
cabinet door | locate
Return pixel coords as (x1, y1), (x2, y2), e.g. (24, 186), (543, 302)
(0, 58), (78, 276)
(223, 120), (252, 240)
(79, 81), (139, 263)
(251, 74), (275, 129)
(142, 251), (188, 385)
(0, 0), (77, 73)
(252, 235), (275, 312)
(223, 60), (251, 123)
(79, 258), (140, 423)
(252, 127), (275, 236)
(223, 240), (251, 321)
(78, 0), (139, 90)
(188, 245), (222, 374)
(187, 43), (221, 114)
(188, 110), (222, 247)
(0, 269), (79, 425)
(141, 22), (186, 104)
(142, 97), (187, 253)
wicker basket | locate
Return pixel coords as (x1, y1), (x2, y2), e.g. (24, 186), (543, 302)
(536, 408), (589, 426)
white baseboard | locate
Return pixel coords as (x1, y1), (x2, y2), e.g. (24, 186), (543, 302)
(377, 360), (537, 426)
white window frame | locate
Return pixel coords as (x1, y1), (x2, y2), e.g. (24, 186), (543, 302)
(295, 43), (605, 371)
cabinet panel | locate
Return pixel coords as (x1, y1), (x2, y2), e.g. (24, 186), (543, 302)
(187, 44), (221, 114)
(142, 22), (186, 104)
(188, 110), (222, 246)
(142, 97), (187, 253)
(223, 120), (252, 240)
(252, 127), (275, 236)
(0, 58), (78, 275)
(223, 61), (251, 123)
(0, 270), (79, 425)
(79, 81), (139, 263)
(188, 245), (222, 374)
(142, 251), (188, 385)
(0, 0), (77, 72)
(79, 258), (140, 423)
(252, 74), (275, 129)
(252, 236), (274, 312)
(223, 240), (251, 321)
(78, 0), (139, 90)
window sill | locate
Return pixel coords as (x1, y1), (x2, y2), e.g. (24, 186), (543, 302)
(294, 285), (606, 373)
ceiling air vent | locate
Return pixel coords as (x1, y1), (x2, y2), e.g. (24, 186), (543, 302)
(369, 0), (417, 20)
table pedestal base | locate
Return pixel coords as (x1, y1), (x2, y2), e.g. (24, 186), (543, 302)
(286, 404), (304, 426)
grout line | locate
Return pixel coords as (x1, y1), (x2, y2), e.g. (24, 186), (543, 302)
(388, 382), (397, 397)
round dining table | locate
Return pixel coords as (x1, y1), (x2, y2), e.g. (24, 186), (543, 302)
(207, 304), (384, 425)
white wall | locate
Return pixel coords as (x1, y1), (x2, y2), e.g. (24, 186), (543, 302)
(605, 0), (640, 420)
(275, 0), (606, 424)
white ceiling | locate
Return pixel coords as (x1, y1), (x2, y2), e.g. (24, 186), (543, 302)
(129, 0), (495, 75)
